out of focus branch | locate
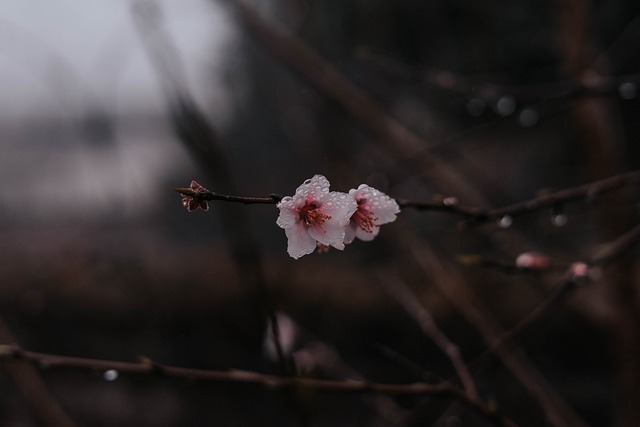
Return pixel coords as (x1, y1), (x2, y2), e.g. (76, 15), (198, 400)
(359, 47), (640, 105)
(476, 221), (640, 365)
(228, 0), (491, 205)
(408, 242), (589, 427)
(379, 272), (479, 402)
(0, 343), (519, 426)
(0, 318), (76, 427)
(133, 0), (291, 374)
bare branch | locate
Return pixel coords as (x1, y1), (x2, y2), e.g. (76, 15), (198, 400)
(378, 272), (479, 402)
(408, 242), (589, 427)
(0, 343), (521, 427)
(0, 318), (77, 427)
(478, 221), (640, 360)
(176, 169), (640, 223)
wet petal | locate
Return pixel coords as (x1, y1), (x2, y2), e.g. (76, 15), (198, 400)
(355, 224), (380, 241)
(344, 222), (357, 244)
(308, 220), (347, 250)
(351, 184), (399, 225)
(285, 222), (317, 259)
(323, 192), (358, 226)
(276, 196), (300, 229)
(295, 174), (331, 205)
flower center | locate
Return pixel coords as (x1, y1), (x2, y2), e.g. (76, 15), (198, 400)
(300, 202), (331, 230)
(353, 199), (378, 233)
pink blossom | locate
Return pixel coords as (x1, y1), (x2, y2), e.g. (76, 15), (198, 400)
(345, 184), (400, 244)
(276, 175), (357, 259)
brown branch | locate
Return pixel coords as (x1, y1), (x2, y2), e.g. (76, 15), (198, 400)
(174, 187), (281, 205)
(358, 47), (640, 105)
(228, 0), (493, 206)
(376, 345), (520, 427)
(378, 271), (480, 402)
(407, 241), (589, 427)
(0, 318), (76, 427)
(176, 169), (640, 222)
(0, 343), (441, 394)
(485, 221), (640, 358)
(0, 343), (520, 427)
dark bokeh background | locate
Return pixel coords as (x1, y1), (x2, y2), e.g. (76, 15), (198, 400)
(1, 0), (640, 426)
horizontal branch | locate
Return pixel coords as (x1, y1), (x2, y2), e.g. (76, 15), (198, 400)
(0, 344), (520, 427)
(174, 187), (282, 204)
(359, 48), (640, 105)
(0, 344), (449, 395)
(176, 169), (640, 222)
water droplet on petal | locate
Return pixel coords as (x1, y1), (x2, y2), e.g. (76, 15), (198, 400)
(497, 215), (513, 229)
(104, 369), (119, 381)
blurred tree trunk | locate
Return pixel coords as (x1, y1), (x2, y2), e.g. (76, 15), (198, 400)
(557, 1), (640, 426)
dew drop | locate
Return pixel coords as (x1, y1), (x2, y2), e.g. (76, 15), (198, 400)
(497, 215), (513, 229)
(551, 214), (567, 227)
(495, 96), (516, 116)
(466, 98), (486, 117)
(518, 108), (539, 127)
(103, 369), (119, 381)
(618, 82), (637, 100)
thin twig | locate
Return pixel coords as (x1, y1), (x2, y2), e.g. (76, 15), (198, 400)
(408, 241), (589, 427)
(174, 187), (282, 204)
(378, 271), (480, 402)
(483, 221), (640, 358)
(376, 345), (520, 427)
(358, 47), (640, 105)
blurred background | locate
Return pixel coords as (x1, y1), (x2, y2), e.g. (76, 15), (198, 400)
(1, 0), (640, 426)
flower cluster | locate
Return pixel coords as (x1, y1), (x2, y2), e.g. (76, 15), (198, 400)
(276, 175), (400, 259)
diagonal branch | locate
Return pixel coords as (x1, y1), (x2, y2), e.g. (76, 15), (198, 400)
(407, 240), (589, 427)
(378, 271), (479, 402)
(482, 221), (640, 359)
(0, 318), (76, 427)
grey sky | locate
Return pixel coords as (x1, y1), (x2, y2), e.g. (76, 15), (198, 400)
(0, 0), (236, 118)
(0, 1), (238, 222)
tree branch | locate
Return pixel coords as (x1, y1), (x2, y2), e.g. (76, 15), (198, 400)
(378, 271), (479, 402)
(176, 169), (640, 222)
(0, 343), (520, 427)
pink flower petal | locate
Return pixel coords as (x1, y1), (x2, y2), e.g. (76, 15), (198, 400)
(285, 221), (317, 259)
(276, 196), (299, 229)
(355, 224), (380, 241)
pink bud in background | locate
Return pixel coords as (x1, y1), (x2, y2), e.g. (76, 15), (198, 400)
(515, 252), (551, 270)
